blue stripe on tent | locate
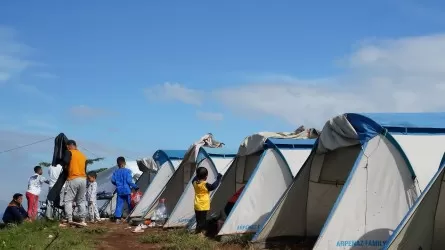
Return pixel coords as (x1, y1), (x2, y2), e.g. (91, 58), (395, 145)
(359, 112), (445, 134)
(384, 133), (416, 178)
(346, 113), (445, 145)
(152, 150), (186, 166)
(219, 149), (270, 235)
(361, 112), (445, 129)
(220, 140), (313, 236)
(383, 153), (445, 249)
(252, 140), (320, 241)
(265, 138), (316, 149)
(197, 147), (237, 161)
(316, 142), (368, 241)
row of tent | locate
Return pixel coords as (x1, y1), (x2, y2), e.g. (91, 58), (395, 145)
(92, 112), (445, 249)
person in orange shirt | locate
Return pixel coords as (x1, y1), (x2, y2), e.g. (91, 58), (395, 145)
(62, 140), (88, 225)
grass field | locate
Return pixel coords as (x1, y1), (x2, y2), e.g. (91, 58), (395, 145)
(0, 221), (251, 250)
(0, 221), (106, 249)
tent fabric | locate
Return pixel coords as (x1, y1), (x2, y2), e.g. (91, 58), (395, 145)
(383, 155), (445, 250)
(215, 138), (315, 236)
(186, 128), (318, 234)
(141, 140), (236, 221)
(163, 147), (236, 228)
(137, 158), (158, 172)
(253, 113), (445, 249)
(237, 127), (320, 157)
(128, 150), (186, 219)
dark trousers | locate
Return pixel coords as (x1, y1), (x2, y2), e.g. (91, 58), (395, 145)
(224, 202), (235, 217)
(195, 210), (208, 233)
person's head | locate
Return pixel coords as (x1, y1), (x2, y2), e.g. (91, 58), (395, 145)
(196, 167), (208, 181)
(34, 166), (43, 175)
(67, 140), (77, 150)
(87, 171), (97, 182)
(117, 156), (126, 168)
(12, 193), (23, 204)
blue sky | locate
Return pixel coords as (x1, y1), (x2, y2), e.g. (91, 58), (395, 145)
(1, 0), (445, 203)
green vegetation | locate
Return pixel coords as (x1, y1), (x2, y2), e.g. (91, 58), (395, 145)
(139, 229), (217, 250)
(139, 229), (252, 250)
(0, 221), (106, 250)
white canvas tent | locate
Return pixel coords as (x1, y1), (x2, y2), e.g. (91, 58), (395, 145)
(163, 147), (236, 228)
(252, 112), (445, 249)
(100, 158), (159, 217)
(383, 154), (445, 250)
(193, 129), (318, 236)
(141, 143), (235, 220)
(129, 150), (186, 219)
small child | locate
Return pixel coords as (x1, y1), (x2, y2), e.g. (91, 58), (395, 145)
(86, 171), (101, 223)
(26, 166), (50, 220)
(192, 167), (222, 235)
(111, 156), (139, 223)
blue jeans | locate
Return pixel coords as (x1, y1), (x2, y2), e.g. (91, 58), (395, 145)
(114, 194), (131, 219)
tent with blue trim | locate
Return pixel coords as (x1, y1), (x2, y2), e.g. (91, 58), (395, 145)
(128, 150), (186, 219)
(139, 144), (236, 221)
(252, 112), (445, 249)
(191, 129), (319, 236)
(383, 154), (445, 250)
(163, 147), (237, 228)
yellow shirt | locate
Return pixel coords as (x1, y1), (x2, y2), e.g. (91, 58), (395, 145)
(67, 149), (87, 180)
(193, 180), (210, 211)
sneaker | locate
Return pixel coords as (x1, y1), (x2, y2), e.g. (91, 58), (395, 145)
(78, 222), (88, 227)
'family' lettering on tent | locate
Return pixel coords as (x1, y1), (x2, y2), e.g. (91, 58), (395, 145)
(177, 218), (192, 223)
(336, 240), (386, 247)
(237, 224), (260, 231)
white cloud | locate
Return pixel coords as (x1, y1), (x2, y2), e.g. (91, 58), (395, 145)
(69, 105), (116, 119)
(196, 111), (224, 121)
(214, 34), (445, 127)
(144, 82), (203, 106)
(0, 26), (34, 84)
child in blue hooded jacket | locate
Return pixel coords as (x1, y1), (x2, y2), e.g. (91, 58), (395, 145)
(111, 156), (139, 222)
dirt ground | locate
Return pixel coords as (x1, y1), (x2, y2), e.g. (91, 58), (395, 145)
(95, 223), (160, 250)
(93, 222), (244, 250)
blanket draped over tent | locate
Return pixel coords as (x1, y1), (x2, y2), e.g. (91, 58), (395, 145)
(47, 133), (70, 208)
(237, 126), (320, 156)
(184, 133), (225, 164)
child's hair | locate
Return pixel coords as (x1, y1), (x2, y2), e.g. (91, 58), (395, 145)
(87, 171), (97, 179)
(196, 167), (208, 180)
(34, 166), (42, 173)
(117, 156), (126, 164)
